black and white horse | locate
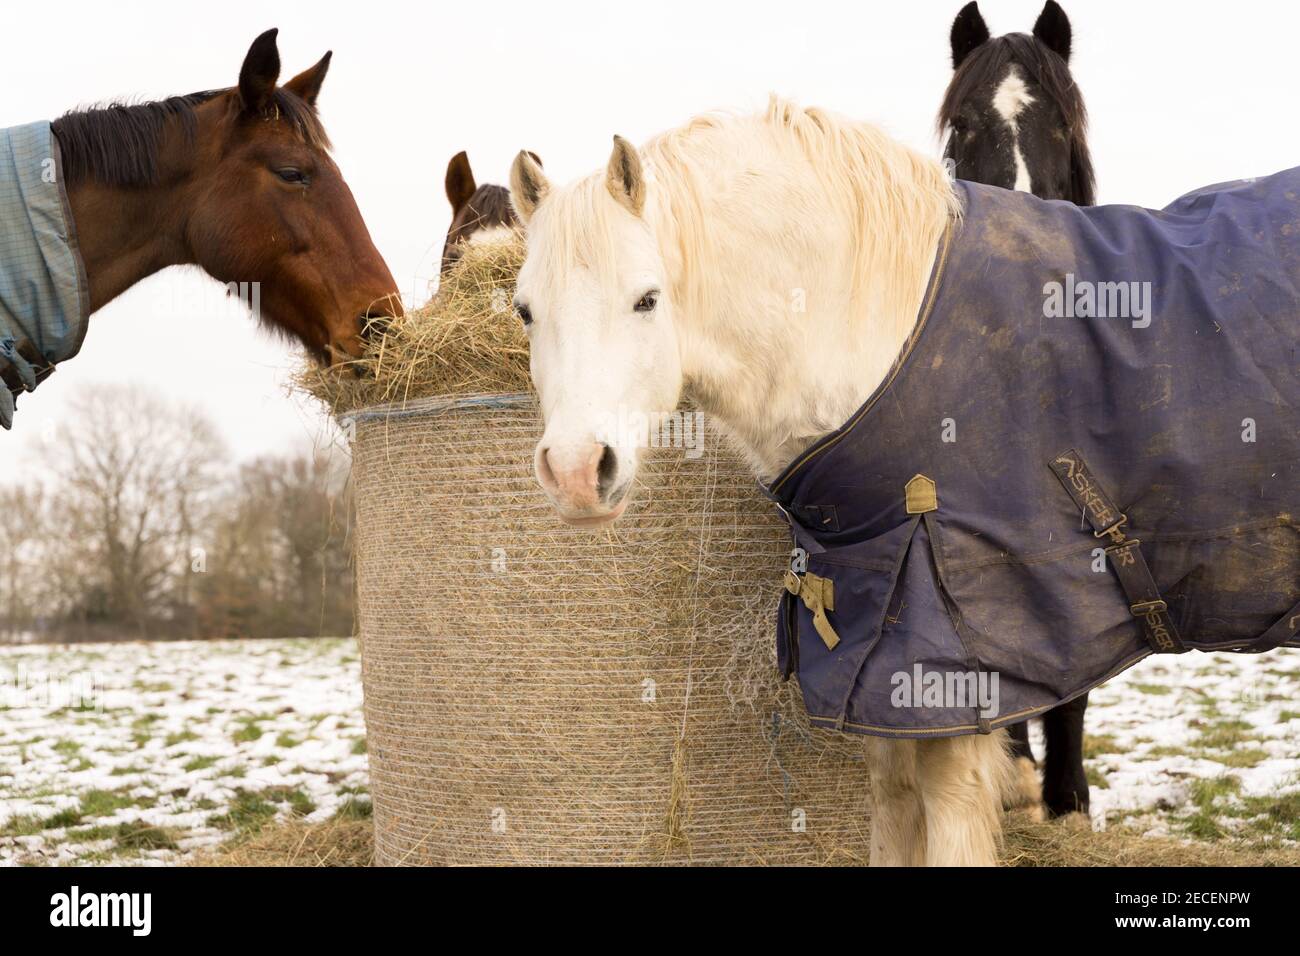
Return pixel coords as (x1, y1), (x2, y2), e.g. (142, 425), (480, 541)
(937, 0), (1096, 821)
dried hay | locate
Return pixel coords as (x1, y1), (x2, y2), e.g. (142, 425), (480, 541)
(297, 235), (530, 413)
(304, 238), (873, 865)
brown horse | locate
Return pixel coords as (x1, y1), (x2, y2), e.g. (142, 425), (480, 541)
(51, 28), (398, 370)
(441, 151), (537, 273)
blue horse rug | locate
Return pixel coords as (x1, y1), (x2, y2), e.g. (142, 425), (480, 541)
(0, 121), (89, 430)
(769, 168), (1300, 739)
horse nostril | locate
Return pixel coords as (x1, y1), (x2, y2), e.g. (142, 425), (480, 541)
(596, 444), (617, 498)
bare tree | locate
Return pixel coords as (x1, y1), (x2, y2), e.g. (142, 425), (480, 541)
(39, 385), (227, 638)
(0, 485), (46, 639)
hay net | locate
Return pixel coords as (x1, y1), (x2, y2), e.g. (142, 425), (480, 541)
(311, 237), (873, 865)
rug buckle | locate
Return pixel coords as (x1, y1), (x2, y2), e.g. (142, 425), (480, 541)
(1129, 598), (1168, 616)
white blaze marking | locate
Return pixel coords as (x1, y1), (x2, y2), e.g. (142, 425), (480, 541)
(993, 66), (1035, 193)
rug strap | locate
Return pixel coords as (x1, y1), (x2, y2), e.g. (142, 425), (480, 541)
(1049, 448), (1187, 654)
(1250, 599), (1300, 653)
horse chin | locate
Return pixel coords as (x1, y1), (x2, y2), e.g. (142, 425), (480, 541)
(556, 496), (629, 528)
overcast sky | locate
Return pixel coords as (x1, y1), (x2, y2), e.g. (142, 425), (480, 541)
(3, 0), (1298, 483)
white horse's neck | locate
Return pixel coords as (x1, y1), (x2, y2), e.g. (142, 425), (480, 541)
(645, 114), (954, 482)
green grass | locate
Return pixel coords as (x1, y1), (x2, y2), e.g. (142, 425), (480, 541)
(1208, 748), (1272, 769)
(51, 739), (81, 756)
(1131, 683), (1172, 696)
(231, 720), (264, 744)
(206, 786), (315, 834)
(264, 786), (316, 817)
(208, 789), (278, 833)
(335, 796), (373, 820)
(164, 730), (200, 747)
(1082, 734), (1118, 759)
(113, 821), (178, 852)
(1197, 719), (1255, 750)
(350, 737), (367, 755)
(43, 807), (84, 830)
(275, 733), (301, 749)
(182, 755), (219, 773)
(0, 815), (47, 837)
(80, 788), (152, 817)
(1176, 776), (1243, 842)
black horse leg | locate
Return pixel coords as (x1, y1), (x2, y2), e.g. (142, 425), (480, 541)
(1041, 694), (1090, 818)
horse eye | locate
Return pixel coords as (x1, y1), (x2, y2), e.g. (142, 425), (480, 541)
(276, 167), (309, 185)
(634, 291), (659, 313)
(515, 303), (533, 327)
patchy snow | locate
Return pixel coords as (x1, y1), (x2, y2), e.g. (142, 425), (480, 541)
(0, 638), (368, 866)
(2, 638), (1296, 865)
(1027, 649), (1300, 845)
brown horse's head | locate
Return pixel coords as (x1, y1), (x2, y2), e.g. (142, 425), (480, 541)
(54, 28), (401, 366)
(441, 151), (537, 273)
(192, 29), (400, 362)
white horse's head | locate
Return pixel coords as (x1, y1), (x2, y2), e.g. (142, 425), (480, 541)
(509, 139), (682, 526)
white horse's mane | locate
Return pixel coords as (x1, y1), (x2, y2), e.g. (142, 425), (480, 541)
(640, 97), (959, 337)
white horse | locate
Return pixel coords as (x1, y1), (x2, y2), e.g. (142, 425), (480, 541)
(509, 98), (1010, 865)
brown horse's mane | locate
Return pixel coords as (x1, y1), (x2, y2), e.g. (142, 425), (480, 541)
(51, 88), (329, 187)
(937, 31), (1095, 206)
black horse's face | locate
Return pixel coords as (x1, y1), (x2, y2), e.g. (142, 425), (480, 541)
(943, 61), (1073, 200)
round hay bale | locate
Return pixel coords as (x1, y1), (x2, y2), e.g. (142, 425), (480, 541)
(350, 393), (873, 865)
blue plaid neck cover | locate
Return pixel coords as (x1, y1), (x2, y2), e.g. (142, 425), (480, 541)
(0, 121), (89, 429)
(767, 171), (1300, 739)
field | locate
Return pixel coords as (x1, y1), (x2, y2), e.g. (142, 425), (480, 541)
(1, 638), (1297, 865)
(0, 638), (368, 865)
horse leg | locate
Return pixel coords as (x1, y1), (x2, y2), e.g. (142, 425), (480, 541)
(1002, 719), (1044, 820)
(915, 731), (1010, 866)
(1041, 693), (1091, 824)
(865, 738), (926, 866)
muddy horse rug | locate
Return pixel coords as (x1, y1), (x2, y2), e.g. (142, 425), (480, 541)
(771, 168), (1300, 738)
(0, 121), (89, 430)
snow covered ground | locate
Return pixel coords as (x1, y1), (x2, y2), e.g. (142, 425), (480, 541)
(1037, 650), (1300, 847)
(0, 639), (1296, 865)
(0, 638), (368, 865)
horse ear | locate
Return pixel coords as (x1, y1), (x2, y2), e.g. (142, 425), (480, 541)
(605, 135), (645, 217)
(239, 28), (281, 114)
(284, 51), (332, 108)
(510, 150), (550, 225)
(950, 2), (991, 68)
(445, 151), (477, 214)
(1033, 0), (1072, 61)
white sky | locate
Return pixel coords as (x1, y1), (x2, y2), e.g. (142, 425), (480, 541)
(3, 0), (1298, 483)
